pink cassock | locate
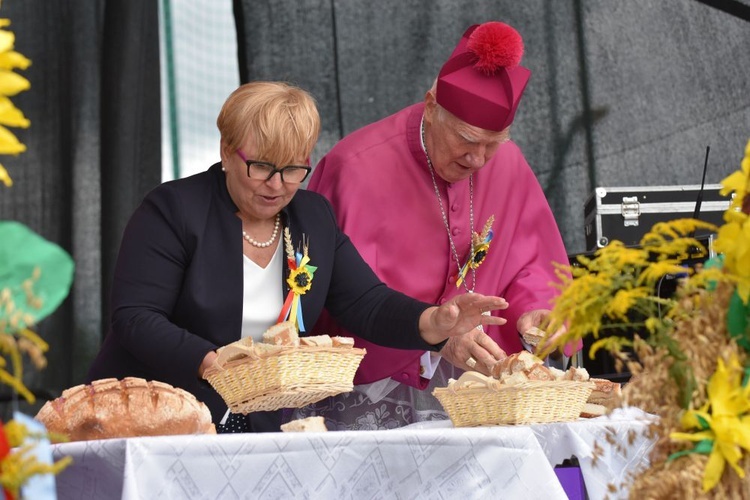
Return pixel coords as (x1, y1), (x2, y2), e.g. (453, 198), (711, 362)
(308, 103), (570, 389)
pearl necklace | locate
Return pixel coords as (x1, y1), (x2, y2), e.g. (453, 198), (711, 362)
(420, 117), (476, 293)
(242, 214), (280, 248)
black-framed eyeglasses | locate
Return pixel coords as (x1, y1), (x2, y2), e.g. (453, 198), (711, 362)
(236, 150), (311, 184)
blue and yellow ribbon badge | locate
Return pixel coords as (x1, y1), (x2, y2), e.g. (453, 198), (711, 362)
(278, 229), (316, 332)
(456, 215), (495, 288)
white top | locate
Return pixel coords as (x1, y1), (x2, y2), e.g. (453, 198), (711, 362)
(241, 241), (284, 341)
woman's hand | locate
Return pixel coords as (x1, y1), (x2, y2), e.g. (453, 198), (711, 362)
(198, 350), (218, 378)
(418, 293), (508, 346)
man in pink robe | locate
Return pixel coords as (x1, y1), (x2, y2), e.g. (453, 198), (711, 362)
(295, 21), (571, 429)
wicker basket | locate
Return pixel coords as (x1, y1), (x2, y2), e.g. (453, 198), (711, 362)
(203, 346), (366, 413)
(433, 372), (594, 427)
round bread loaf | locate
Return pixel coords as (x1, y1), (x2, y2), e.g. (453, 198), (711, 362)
(35, 377), (215, 441)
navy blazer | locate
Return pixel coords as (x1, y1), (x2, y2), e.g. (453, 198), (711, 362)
(88, 163), (436, 429)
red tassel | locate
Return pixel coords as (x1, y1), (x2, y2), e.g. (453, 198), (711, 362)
(468, 22), (524, 74)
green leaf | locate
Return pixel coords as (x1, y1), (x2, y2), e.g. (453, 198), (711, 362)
(693, 439), (715, 455)
(695, 414), (711, 430)
(727, 290), (750, 352)
(668, 439), (714, 462)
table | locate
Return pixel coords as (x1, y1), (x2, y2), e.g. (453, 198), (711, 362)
(52, 407), (654, 500)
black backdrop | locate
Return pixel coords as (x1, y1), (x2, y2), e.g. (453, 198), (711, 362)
(0, 0), (160, 416)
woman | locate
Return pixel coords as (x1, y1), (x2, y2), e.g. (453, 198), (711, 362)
(87, 82), (507, 432)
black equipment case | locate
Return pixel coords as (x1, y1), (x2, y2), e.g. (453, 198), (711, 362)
(576, 183), (733, 380)
(583, 184), (732, 251)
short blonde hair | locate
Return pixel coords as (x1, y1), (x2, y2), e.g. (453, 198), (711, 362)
(217, 81), (320, 166)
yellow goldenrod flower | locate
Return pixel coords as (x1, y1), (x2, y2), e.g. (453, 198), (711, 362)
(670, 355), (750, 492)
(540, 216), (722, 409)
(0, 445), (72, 498)
(605, 287), (651, 321)
(637, 261), (690, 287)
(3, 419), (27, 447)
(644, 316), (662, 334)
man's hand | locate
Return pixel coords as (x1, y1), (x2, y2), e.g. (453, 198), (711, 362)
(517, 309), (579, 356)
(516, 309), (552, 338)
(440, 328), (507, 375)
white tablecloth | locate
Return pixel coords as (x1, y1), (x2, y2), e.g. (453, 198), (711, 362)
(533, 408), (655, 499)
(52, 407), (654, 500)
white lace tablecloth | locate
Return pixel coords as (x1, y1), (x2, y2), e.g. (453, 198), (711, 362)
(52, 407), (654, 500)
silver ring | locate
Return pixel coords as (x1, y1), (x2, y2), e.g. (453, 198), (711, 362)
(466, 356), (477, 369)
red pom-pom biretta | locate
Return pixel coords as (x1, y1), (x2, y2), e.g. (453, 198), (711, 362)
(468, 21), (524, 74)
(436, 21), (530, 131)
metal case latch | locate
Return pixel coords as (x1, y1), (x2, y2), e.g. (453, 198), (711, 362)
(621, 196), (641, 227)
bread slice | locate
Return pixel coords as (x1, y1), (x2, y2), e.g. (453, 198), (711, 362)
(580, 402), (607, 418)
(299, 335), (333, 347)
(548, 366), (566, 380)
(587, 378), (622, 406)
(499, 371), (530, 385)
(525, 364), (556, 382)
(490, 350), (543, 379)
(563, 366), (591, 382)
(280, 416), (328, 433)
(331, 336), (355, 348)
(262, 321), (299, 346)
(521, 326), (546, 347)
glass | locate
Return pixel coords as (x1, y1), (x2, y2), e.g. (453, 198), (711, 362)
(236, 150), (311, 184)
